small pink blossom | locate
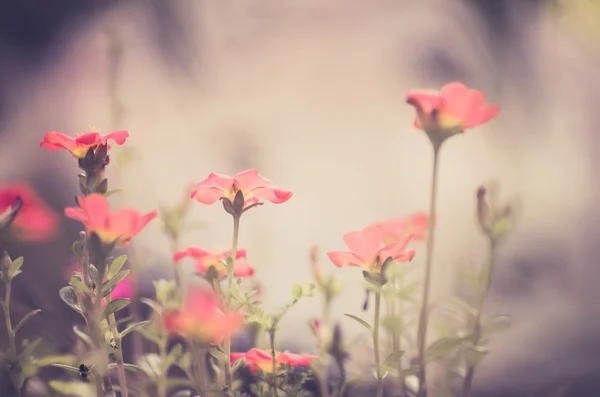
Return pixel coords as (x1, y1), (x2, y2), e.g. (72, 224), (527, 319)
(173, 248), (255, 278)
(406, 82), (499, 138)
(327, 226), (415, 274)
(375, 212), (432, 244)
(191, 169), (292, 215)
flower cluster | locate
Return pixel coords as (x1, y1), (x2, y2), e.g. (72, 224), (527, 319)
(0, 81), (502, 397)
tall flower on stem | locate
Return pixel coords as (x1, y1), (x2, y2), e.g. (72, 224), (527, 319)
(65, 193), (157, 397)
(328, 225), (415, 397)
(190, 168), (292, 391)
(406, 82), (500, 397)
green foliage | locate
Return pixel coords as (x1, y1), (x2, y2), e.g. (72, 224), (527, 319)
(59, 286), (83, 314)
(343, 314), (373, 333)
(106, 255), (128, 280)
(103, 298), (130, 318)
(49, 380), (95, 396)
(102, 270), (130, 297)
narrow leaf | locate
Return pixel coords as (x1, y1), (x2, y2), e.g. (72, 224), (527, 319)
(103, 298), (131, 318)
(13, 309), (41, 334)
(140, 298), (163, 315)
(382, 350), (405, 368)
(59, 286), (82, 314)
(73, 325), (94, 348)
(7, 257), (24, 279)
(120, 321), (151, 338)
(70, 275), (93, 297)
(106, 255), (128, 280)
(343, 314), (373, 333)
(102, 269), (130, 297)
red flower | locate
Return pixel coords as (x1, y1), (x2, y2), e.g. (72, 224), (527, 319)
(327, 225), (414, 273)
(230, 348), (316, 374)
(0, 184), (59, 242)
(191, 169), (292, 215)
(173, 248), (255, 278)
(406, 82), (499, 139)
(374, 212), (432, 244)
(64, 194), (157, 246)
(162, 286), (243, 343)
(40, 130), (129, 159)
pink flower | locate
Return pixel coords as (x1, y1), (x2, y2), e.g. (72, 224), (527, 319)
(406, 82), (499, 139)
(64, 194), (157, 247)
(0, 184), (59, 242)
(374, 212), (432, 244)
(173, 248), (255, 278)
(40, 130), (129, 159)
(162, 286), (243, 343)
(191, 169), (292, 216)
(230, 348), (316, 374)
(327, 225), (415, 274)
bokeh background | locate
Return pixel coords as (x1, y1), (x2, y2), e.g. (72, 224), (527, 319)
(1, 0), (600, 396)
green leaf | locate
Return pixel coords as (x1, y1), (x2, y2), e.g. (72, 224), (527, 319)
(102, 269), (130, 297)
(138, 353), (162, 378)
(164, 344), (182, 370)
(425, 336), (469, 363)
(49, 364), (82, 375)
(7, 256), (24, 279)
(21, 338), (43, 360)
(108, 363), (142, 373)
(343, 314), (373, 333)
(106, 255), (128, 280)
(439, 296), (478, 319)
(232, 357), (246, 373)
(71, 241), (84, 260)
(59, 286), (82, 314)
(177, 352), (191, 371)
(48, 380), (95, 396)
(140, 297), (163, 315)
(103, 298), (131, 318)
(135, 326), (162, 345)
(153, 279), (177, 307)
(208, 344), (228, 363)
(465, 345), (489, 368)
(382, 350), (405, 368)
(291, 283), (315, 300)
(73, 325), (94, 348)
(70, 275), (93, 297)
(13, 309), (41, 334)
(381, 315), (404, 334)
(120, 320), (151, 338)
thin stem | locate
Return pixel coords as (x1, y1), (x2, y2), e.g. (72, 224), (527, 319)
(416, 144), (441, 397)
(461, 239), (497, 397)
(318, 302), (331, 397)
(2, 280), (16, 354)
(157, 334), (167, 397)
(169, 236), (186, 292)
(269, 327), (277, 397)
(391, 274), (405, 395)
(373, 292), (383, 397)
(223, 215), (241, 390)
(107, 310), (129, 397)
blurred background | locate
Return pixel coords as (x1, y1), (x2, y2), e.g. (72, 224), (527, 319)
(1, 0), (600, 396)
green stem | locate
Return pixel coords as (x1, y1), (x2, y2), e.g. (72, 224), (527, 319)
(416, 144), (441, 397)
(390, 275), (405, 395)
(2, 280), (16, 355)
(224, 215), (240, 390)
(318, 302), (331, 397)
(157, 333), (167, 397)
(106, 309), (129, 397)
(269, 327), (277, 396)
(461, 239), (497, 397)
(373, 292), (383, 397)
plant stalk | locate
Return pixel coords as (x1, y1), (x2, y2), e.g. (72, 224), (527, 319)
(107, 308), (129, 397)
(318, 303), (331, 397)
(2, 280), (16, 355)
(224, 215), (240, 389)
(461, 239), (497, 397)
(416, 144), (441, 397)
(374, 292), (383, 397)
(269, 327), (278, 397)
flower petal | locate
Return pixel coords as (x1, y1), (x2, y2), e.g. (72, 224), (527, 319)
(406, 90), (443, 115)
(234, 169), (272, 190)
(327, 251), (365, 268)
(250, 186), (293, 204)
(103, 130), (129, 145)
(173, 247), (212, 263)
(343, 226), (382, 260)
